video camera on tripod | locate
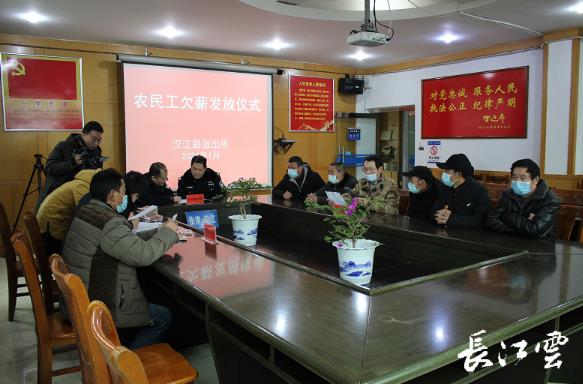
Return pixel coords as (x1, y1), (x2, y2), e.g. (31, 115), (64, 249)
(13, 154), (46, 229)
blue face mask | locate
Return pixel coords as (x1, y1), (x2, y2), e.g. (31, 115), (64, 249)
(328, 174), (339, 184)
(288, 168), (298, 179)
(408, 181), (420, 194)
(365, 173), (378, 182)
(511, 180), (532, 196)
(441, 172), (455, 187)
(116, 194), (128, 213)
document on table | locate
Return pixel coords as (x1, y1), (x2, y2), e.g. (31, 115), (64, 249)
(131, 205), (158, 220)
(325, 191), (346, 206)
(133, 222), (163, 233)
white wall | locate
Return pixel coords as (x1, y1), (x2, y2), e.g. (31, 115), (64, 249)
(357, 50), (543, 172)
(545, 40), (572, 175)
(576, 40), (583, 175)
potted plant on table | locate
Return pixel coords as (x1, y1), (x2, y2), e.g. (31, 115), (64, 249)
(227, 177), (263, 246)
(323, 198), (380, 285)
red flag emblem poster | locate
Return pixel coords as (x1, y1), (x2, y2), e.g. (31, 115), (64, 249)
(421, 67), (528, 138)
(1, 53), (84, 131)
(289, 75), (334, 132)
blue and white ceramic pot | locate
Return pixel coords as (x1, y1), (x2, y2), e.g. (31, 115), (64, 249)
(229, 214), (262, 246)
(333, 239), (380, 285)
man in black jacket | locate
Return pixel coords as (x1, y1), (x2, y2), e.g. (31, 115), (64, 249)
(135, 162), (181, 207)
(306, 162), (358, 205)
(431, 154), (490, 227)
(403, 166), (440, 219)
(487, 159), (560, 238)
(272, 156), (325, 201)
(35, 121), (104, 211)
(177, 155), (224, 199)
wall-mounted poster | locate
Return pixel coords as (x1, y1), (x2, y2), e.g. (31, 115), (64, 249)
(1, 53), (84, 131)
(421, 67), (528, 138)
(289, 75), (334, 132)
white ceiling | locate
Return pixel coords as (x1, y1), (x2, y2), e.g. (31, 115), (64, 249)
(0, 0), (581, 68)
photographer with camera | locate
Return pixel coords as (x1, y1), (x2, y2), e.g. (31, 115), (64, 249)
(35, 121), (105, 211)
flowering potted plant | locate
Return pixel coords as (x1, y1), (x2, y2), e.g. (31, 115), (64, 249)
(322, 198), (380, 285)
(227, 178), (263, 246)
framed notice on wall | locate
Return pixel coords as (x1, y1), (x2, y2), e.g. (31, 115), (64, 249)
(1, 53), (84, 131)
(421, 66), (528, 138)
(289, 75), (334, 132)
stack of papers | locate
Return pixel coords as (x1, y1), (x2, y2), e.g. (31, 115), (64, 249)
(133, 222), (163, 233)
(325, 191), (346, 206)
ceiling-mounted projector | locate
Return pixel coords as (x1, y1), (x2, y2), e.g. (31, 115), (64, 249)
(347, 31), (389, 47)
(348, 0), (392, 47)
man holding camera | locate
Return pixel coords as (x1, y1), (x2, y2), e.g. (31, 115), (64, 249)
(35, 121), (105, 211)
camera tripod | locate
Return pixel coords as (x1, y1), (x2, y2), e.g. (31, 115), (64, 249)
(13, 154), (46, 230)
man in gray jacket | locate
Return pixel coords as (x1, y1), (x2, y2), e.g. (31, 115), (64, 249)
(63, 168), (179, 349)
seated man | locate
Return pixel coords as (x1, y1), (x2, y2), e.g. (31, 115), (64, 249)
(403, 166), (440, 219)
(36, 169), (100, 255)
(306, 162), (357, 205)
(272, 155), (325, 201)
(35, 121), (105, 211)
(431, 154), (490, 227)
(350, 155), (399, 215)
(135, 162), (181, 207)
(177, 155), (224, 200)
(63, 168), (179, 349)
(487, 159), (560, 238)
(76, 171), (148, 220)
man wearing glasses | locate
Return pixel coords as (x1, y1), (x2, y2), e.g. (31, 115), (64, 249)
(350, 155), (399, 215)
(35, 121), (105, 211)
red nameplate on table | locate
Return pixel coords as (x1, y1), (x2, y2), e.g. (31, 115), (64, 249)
(203, 223), (218, 244)
(186, 193), (204, 205)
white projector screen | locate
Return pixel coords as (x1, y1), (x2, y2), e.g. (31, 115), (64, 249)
(123, 63), (272, 188)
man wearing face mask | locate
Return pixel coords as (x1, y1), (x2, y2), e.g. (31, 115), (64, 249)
(350, 155), (399, 215)
(306, 162), (358, 204)
(272, 155), (325, 201)
(63, 168), (179, 349)
(177, 155), (224, 200)
(35, 121), (105, 211)
(487, 159), (560, 238)
(431, 154), (490, 227)
(403, 166), (440, 219)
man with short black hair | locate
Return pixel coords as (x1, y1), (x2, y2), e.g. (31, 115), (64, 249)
(63, 168), (179, 349)
(177, 156), (224, 199)
(403, 165), (440, 219)
(487, 159), (560, 238)
(431, 154), (490, 227)
(36, 121), (105, 210)
(135, 162), (180, 207)
(350, 155), (399, 214)
(272, 155), (325, 201)
(306, 162), (358, 204)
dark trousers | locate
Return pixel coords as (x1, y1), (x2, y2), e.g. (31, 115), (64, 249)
(118, 303), (172, 349)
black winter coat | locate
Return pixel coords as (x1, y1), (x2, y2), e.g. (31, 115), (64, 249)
(431, 178), (490, 227)
(36, 134), (103, 211)
(272, 164), (325, 201)
(486, 180), (560, 238)
(406, 178), (440, 219)
(134, 173), (175, 207)
(177, 168), (223, 199)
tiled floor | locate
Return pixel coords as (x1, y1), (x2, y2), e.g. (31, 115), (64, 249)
(0, 262), (219, 383)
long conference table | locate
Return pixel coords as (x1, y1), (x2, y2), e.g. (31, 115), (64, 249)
(148, 196), (583, 383)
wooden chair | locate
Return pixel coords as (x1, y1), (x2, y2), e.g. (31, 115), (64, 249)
(89, 300), (198, 384)
(485, 174), (510, 184)
(556, 205), (583, 241)
(552, 188), (583, 206)
(473, 172), (486, 182)
(10, 230), (80, 384)
(24, 212), (59, 314)
(0, 202), (30, 321)
(50, 255), (111, 384)
(398, 189), (409, 215)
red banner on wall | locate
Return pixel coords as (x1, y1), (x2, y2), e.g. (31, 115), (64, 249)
(1, 53), (84, 131)
(289, 75), (334, 132)
(421, 67), (528, 138)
